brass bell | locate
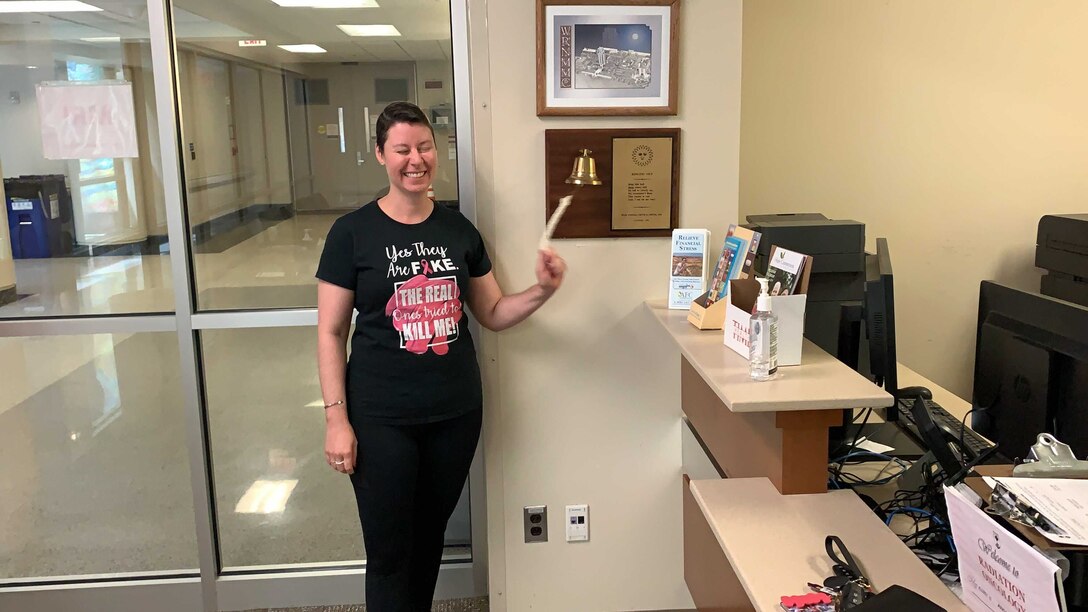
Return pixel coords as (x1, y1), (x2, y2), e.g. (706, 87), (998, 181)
(565, 149), (603, 186)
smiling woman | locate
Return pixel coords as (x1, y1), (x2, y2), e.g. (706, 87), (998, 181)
(374, 103), (437, 198)
(314, 98), (566, 608)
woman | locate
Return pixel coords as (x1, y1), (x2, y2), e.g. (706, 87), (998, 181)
(316, 101), (566, 611)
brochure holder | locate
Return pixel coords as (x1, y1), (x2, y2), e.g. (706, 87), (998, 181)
(723, 264), (812, 367)
(687, 291), (728, 330)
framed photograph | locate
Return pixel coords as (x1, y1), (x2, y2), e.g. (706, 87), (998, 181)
(536, 0), (681, 116)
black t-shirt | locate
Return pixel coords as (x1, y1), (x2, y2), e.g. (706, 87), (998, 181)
(316, 201), (492, 424)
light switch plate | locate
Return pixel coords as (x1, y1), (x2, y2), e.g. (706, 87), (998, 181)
(565, 504), (589, 542)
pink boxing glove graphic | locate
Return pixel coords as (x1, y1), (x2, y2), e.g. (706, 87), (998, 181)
(385, 274), (463, 355)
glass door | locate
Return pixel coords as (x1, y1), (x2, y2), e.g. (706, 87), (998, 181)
(304, 62), (415, 211)
(0, 0), (480, 610)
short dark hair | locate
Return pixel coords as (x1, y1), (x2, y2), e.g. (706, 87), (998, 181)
(375, 101), (434, 152)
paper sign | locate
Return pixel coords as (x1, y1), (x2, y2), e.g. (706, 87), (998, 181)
(36, 81), (139, 160)
(944, 485), (1063, 612)
(994, 477), (1088, 547)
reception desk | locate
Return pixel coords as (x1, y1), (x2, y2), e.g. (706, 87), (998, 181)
(683, 476), (968, 611)
(647, 300), (967, 611)
(647, 300), (893, 494)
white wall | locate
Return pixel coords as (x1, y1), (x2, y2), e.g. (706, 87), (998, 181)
(739, 0), (1088, 399)
(1, 43), (162, 244)
(0, 64), (67, 178)
(473, 1), (743, 609)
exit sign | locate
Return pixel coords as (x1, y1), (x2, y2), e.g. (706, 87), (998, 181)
(238, 40), (267, 47)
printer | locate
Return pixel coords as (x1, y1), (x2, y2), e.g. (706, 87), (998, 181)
(1036, 214), (1088, 307)
(744, 213), (866, 361)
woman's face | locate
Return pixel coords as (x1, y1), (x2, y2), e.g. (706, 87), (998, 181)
(376, 121), (436, 196)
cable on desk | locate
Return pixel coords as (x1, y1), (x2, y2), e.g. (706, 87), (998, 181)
(827, 451), (909, 488)
(858, 456), (960, 576)
(829, 408), (874, 484)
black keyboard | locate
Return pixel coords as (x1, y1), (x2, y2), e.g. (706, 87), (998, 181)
(896, 398), (996, 458)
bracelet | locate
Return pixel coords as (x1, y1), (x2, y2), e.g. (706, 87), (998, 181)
(323, 399), (345, 409)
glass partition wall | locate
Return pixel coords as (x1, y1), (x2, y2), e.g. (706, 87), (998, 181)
(0, 0), (482, 610)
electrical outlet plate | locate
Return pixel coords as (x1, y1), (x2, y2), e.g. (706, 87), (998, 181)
(524, 505), (547, 543)
(565, 504), (589, 542)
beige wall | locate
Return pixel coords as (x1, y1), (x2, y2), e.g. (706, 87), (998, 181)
(739, 0), (1088, 399)
(176, 49), (296, 226)
(128, 42), (169, 237)
(261, 68), (293, 205)
(473, 0), (742, 609)
(179, 50), (239, 226)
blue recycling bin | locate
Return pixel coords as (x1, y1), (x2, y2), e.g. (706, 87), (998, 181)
(6, 175), (74, 257)
(6, 195), (50, 259)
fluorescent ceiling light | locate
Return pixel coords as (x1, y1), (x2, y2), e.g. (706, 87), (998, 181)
(235, 480), (299, 514)
(337, 24), (401, 37)
(278, 44), (327, 53)
(0, 1), (103, 12)
(272, 0), (378, 7)
(81, 36), (120, 42)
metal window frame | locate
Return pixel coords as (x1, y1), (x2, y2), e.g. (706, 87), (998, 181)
(0, 0), (484, 609)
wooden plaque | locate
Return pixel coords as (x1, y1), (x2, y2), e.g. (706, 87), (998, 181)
(544, 128), (680, 239)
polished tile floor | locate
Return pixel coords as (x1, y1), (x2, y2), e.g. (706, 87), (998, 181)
(243, 597), (489, 612)
(0, 212), (472, 580)
(0, 212), (336, 319)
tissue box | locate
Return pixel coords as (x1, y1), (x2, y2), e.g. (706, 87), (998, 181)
(724, 277), (808, 367)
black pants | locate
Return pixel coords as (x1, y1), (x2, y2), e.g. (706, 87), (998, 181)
(349, 408), (482, 612)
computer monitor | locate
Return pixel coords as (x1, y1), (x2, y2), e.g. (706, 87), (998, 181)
(973, 281), (1088, 459)
(864, 238), (900, 419)
(829, 238), (903, 452)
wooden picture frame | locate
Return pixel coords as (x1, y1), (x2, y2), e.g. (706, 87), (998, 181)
(545, 128), (680, 239)
(536, 0), (681, 116)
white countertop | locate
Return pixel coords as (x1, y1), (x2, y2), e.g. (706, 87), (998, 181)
(647, 300), (893, 413)
(689, 477), (967, 612)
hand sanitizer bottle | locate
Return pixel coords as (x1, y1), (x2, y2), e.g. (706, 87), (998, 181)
(749, 278), (779, 381)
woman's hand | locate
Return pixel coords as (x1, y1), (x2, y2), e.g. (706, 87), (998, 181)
(536, 247), (567, 295)
(325, 420), (357, 475)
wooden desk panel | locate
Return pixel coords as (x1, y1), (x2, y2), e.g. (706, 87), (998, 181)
(682, 475), (753, 612)
(682, 356), (840, 494)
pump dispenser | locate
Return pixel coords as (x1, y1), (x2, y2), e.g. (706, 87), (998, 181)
(749, 278), (779, 381)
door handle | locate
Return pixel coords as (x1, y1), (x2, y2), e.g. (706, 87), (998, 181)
(356, 151), (365, 166)
(337, 107), (346, 154)
(364, 106), (372, 149)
